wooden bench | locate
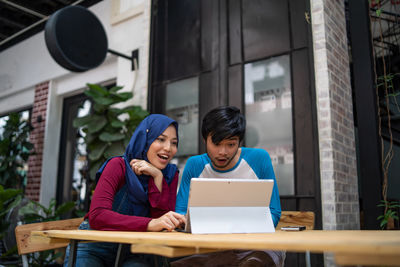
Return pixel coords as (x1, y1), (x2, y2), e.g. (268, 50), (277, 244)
(15, 217), (84, 255)
(15, 211), (315, 265)
(277, 211), (315, 230)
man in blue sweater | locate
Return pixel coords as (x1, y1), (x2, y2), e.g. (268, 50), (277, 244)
(173, 106), (284, 267)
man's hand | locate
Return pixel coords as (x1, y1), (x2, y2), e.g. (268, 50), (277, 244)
(147, 211), (187, 232)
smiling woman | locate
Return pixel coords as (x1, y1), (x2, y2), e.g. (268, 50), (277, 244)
(130, 125), (178, 192)
(145, 125), (178, 171)
(63, 114), (186, 267)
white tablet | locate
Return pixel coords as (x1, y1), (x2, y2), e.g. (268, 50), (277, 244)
(185, 178), (275, 234)
(188, 178), (274, 207)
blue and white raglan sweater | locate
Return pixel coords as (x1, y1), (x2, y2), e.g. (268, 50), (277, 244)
(176, 147), (281, 227)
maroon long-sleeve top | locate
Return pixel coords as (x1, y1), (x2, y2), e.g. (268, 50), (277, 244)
(86, 157), (178, 231)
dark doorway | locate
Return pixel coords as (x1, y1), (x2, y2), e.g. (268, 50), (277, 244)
(57, 93), (91, 213)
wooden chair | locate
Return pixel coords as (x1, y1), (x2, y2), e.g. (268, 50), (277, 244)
(15, 217), (128, 267)
(15, 217), (84, 262)
(277, 211), (315, 267)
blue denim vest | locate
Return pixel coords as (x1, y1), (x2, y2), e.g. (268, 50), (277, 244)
(86, 183), (149, 241)
(111, 184), (148, 216)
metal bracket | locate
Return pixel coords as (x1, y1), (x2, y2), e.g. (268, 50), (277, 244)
(108, 49), (139, 71)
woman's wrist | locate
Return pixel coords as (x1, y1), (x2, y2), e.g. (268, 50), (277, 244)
(151, 169), (163, 192)
(147, 218), (156, 231)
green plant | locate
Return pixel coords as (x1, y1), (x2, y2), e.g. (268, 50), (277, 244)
(370, 1), (400, 230)
(0, 185), (22, 264)
(18, 198), (76, 267)
(377, 200), (400, 230)
(0, 185), (22, 240)
(0, 112), (34, 189)
(19, 198), (76, 223)
(73, 83), (148, 180)
(377, 73), (400, 221)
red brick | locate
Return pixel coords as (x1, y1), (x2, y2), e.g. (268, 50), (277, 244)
(26, 81), (50, 200)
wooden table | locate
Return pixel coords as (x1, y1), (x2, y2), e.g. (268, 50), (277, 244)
(31, 229), (400, 266)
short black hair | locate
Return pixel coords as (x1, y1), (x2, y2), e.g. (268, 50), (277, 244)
(201, 106), (246, 144)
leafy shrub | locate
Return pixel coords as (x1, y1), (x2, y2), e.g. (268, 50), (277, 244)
(73, 83), (148, 180)
(0, 112), (34, 189)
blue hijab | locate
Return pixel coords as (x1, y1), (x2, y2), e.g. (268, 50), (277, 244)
(95, 114), (178, 216)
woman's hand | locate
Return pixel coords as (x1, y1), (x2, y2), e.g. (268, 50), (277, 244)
(147, 211), (187, 232)
(130, 159), (163, 191)
(130, 159), (162, 177)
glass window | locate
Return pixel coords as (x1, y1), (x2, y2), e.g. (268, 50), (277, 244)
(0, 109), (31, 189)
(244, 55), (294, 195)
(0, 110), (30, 136)
(165, 77), (199, 177)
(57, 94), (92, 212)
(73, 100), (91, 209)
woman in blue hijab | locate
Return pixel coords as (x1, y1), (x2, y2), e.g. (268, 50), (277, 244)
(64, 114), (185, 267)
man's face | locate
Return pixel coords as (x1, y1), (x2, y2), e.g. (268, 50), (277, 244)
(205, 135), (240, 171)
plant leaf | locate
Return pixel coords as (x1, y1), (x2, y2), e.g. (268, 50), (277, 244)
(109, 108), (125, 116)
(112, 92), (133, 101)
(0, 188), (22, 202)
(54, 201), (75, 217)
(103, 142), (125, 158)
(91, 95), (115, 106)
(85, 134), (96, 146)
(5, 194), (22, 212)
(93, 103), (105, 113)
(111, 120), (125, 128)
(99, 132), (125, 142)
(109, 86), (123, 93)
(33, 201), (48, 212)
(89, 160), (103, 181)
(87, 116), (107, 134)
(18, 202), (39, 216)
(88, 143), (108, 161)
(86, 83), (108, 96)
(73, 115), (92, 128)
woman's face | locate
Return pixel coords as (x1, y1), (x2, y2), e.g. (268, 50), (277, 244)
(146, 125), (178, 170)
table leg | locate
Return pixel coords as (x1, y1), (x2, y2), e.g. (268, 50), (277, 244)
(114, 244), (123, 267)
(305, 251), (311, 267)
(68, 240), (78, 267)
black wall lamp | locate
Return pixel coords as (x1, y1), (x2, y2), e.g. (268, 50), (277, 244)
(45, 5), (138, 72)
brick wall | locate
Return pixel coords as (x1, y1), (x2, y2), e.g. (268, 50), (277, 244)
(311, 1), (360, 264)
(26, 81), (49, 201)
(311, 0), (360, 231)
